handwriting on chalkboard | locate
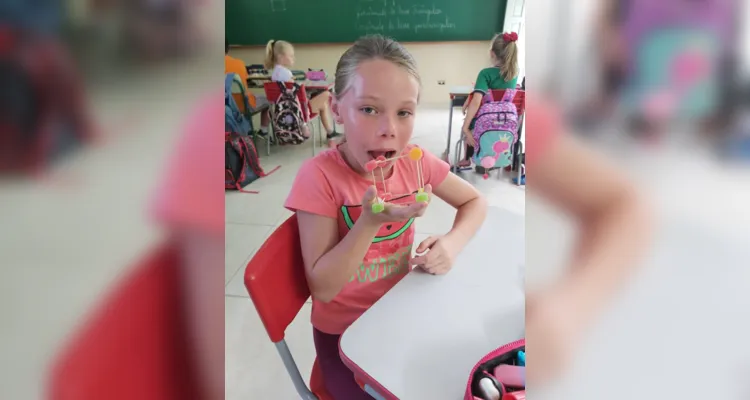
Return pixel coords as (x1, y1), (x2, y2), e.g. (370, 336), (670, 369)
(270, 0), (287, 12)
(356, 2), (456, 35)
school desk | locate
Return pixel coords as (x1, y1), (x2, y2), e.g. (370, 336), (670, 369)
(302, 80), (334, 92)
(443, 86), (474, 162)
(339, 206), (525, 400)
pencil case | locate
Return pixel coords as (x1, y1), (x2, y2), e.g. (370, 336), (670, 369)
(306, 69), (327, 81)
(465, 338), (525, 400)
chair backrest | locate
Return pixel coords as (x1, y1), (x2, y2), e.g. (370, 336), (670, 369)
(245, 214), (310, 343)
(263, 81), (311, 121)
(229, 73), (255, 114)
(489, 89), (526, 117)
(48, 242), (201, 400)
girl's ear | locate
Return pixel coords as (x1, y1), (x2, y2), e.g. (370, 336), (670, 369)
(331, 96), (344, 124)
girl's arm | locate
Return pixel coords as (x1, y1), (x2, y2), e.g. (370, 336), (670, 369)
(461, 93), (484, 134)
(532, 133), (651, 322)
(297, 187), (429, 302)
(297, 211), (380, 303)
(433, 173), (488, 250)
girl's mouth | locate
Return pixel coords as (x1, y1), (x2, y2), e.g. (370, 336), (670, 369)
(367, 150), (397, 160)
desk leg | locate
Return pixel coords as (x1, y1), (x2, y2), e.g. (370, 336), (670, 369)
(444, 97), (454, 162)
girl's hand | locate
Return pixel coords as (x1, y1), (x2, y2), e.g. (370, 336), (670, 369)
(410, 235), (458, 275)
(463, 128), (476, 148)
(360, 184), (432, 227)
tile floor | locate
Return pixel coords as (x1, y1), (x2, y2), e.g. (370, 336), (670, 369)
(224, 107), (526, 399)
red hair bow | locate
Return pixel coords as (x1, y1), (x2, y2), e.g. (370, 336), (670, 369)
(503, 32), (519, 42)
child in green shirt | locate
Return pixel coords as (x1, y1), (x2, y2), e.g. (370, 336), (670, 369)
(459, 32), (520, 168)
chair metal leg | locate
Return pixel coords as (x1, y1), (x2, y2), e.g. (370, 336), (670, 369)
(311, 120), (316, 156)
(454, 137), (463, 171)
(516, 141), (524, 186)
(275, 340), (318, 400)
(444, 98), (454, 161)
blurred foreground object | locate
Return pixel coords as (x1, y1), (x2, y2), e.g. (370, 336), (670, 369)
(581, 0), (740, 139)
(46, 92), (224, 400)
(46, 243), (203, 400)
(0, 27), (96, 176)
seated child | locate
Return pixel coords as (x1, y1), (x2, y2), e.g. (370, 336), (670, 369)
(460, 32), (520, 168)
(284, 34), (488, 399)
(225, 39), (271, 136)
(265, 39), (341, 147)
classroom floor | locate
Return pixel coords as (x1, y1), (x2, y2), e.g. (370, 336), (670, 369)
(224, 108), (526, 399)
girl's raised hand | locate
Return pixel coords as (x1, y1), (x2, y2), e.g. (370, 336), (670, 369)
(360, 184), (432, 226)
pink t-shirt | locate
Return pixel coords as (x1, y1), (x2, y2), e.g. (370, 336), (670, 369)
(150, 92), (224, 237)
(284, 145), (450, 334)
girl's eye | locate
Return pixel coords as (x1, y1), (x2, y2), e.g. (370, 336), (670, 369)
(360, 107), (377, 115)
(398, 110), (413, 117)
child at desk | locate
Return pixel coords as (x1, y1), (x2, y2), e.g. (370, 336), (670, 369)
(459, 32), (520, 168)
(284, 35), (488, 399)
(265, 39), (341, 148)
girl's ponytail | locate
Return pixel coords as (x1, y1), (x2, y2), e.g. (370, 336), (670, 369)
(492, 32), (519, 82)
(264, 40), (276, 70)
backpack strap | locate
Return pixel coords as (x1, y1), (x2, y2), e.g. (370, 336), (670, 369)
(225, 74), (235, 97)
(238, 136), (281, 178)
(501, 89), (517, 103)
(225, 73), (251, 114)
(276, 80), (300, 97)
(231, 138), (260, 194)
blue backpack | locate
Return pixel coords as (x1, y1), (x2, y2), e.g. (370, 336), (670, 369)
(225, 73), (252, 134)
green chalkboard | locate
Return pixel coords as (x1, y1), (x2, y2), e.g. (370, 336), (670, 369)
(226, 0), (505, 46)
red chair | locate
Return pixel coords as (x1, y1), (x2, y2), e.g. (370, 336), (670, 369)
(47, 242), (202, 400)
(244, 214), (332, 400)
(263, 81), (324, 156)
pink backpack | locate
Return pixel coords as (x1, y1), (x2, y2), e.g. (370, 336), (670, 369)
(472, 89), (519, 171)
(465, 339), (525, 400)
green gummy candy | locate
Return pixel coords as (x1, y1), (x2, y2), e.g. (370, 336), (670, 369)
(372, 203), (385, 213)
(415, 192), (429, 203)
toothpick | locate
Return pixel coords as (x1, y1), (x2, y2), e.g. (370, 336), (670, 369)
(380, 167), (387, 195)
(416, 157), (424, 189)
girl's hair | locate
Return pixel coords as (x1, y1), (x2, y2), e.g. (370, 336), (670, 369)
(491, 33), (519, 82)
(264, 39), (293, 70)
(334, 35), (421, 98)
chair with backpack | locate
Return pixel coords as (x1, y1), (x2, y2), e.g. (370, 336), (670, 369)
(225, 73), (253, 135)
(453, 89), (526, 180)
(264, 81), (323, 156)
(225, 74), (280, 193)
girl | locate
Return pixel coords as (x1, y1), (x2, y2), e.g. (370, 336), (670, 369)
(265, 39), (341, 147)
(459, 32), (520, 168)
(284, 35), (488, 399)
(523, 95), (651, 384)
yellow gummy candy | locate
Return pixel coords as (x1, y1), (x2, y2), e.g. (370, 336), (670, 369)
(372, 202), (385, 213)
(408, 147), (423, 161)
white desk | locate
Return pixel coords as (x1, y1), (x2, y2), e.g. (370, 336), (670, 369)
(339, 207), (525, 400)
(443, 86), (474, 163)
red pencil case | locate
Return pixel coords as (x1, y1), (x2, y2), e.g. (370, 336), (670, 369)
(464, 339), (525, 400)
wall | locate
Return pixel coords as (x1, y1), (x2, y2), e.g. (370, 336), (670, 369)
(229, 41), (493, 107)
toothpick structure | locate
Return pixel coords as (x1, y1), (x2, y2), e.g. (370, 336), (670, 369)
(365, 147), (430, 214)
